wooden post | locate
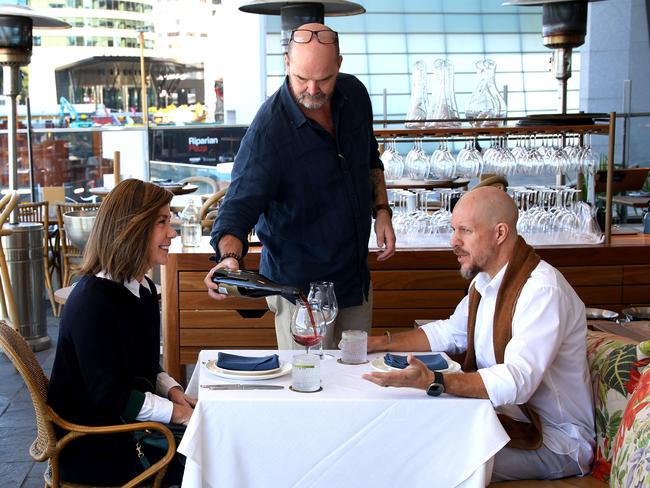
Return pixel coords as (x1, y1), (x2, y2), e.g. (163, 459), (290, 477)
(113, 151), (121, 184)
(605, 112), (616, 245)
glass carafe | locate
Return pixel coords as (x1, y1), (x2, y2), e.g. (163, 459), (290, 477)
(405, 60), (428, 128)
(425, 59), (460, 128)
(466, 59), (507, 127)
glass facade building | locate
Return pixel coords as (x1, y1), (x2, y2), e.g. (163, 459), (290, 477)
(263, 0), (580, 121)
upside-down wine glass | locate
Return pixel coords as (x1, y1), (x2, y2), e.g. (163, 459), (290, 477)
(308, 281), (338, 359)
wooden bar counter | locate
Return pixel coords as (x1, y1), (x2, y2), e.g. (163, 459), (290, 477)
(162, 234), (650, 382)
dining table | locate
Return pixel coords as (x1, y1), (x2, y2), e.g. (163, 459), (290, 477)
(179, 349), (510, 488)
(588, 319), (650, 342)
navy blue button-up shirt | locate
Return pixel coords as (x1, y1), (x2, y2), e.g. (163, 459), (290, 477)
(211, 73), (382, 308)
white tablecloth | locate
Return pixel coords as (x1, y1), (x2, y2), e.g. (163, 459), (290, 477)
(180, 350), (510, 488)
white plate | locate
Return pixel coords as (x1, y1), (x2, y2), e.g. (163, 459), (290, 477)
(205, 360), (292, 381)
(370, 352), (461, 374)
(217, 360), (283, 376)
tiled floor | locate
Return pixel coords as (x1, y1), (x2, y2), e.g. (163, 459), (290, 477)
(0, 302), (59, 488)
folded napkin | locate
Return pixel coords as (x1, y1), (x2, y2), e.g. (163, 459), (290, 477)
(384, 353), (447, 371)
(216, 352), (280, 371)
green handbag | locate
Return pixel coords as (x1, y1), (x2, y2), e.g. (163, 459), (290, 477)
(132, 422), (186, 469)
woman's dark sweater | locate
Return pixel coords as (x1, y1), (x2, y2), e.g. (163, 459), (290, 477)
(47, 274), (162, 484)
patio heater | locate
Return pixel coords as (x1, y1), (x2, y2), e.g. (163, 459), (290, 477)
(0, 5), (69, 350)
(503, 0), (605, 114)
(0, 5), (69, 213)
(238, 0), (365, 53)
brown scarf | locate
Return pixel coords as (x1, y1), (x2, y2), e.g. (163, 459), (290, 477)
(462, 236), (543, 450)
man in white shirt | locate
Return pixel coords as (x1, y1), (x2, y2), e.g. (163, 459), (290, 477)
(363, 187), (594, 481)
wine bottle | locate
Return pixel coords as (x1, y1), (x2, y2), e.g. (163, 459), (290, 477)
(211, 268), (302, 299)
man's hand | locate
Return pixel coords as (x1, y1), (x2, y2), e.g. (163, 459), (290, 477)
(204, 258), (239, 300)
(374, 211), (396, 261)
(362, 354), (434, 390)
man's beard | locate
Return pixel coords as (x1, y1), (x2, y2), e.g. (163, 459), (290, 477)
(297, 92), (330, 110)
(459, 264), (480, 280)
(455, 246), (481, 280)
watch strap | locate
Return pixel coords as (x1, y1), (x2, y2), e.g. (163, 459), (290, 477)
(373, 203), (393, 219)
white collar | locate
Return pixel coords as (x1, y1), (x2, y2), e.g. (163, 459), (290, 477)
(96, 271), (151, 298)
(472, 263), (508, 297)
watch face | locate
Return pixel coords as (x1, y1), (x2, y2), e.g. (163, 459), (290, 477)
(427, 383), (444, 397)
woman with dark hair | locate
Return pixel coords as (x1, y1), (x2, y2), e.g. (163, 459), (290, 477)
(48, 178), (195, 485)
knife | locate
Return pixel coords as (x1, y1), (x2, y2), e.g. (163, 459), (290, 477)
(200, 384), (285, 390)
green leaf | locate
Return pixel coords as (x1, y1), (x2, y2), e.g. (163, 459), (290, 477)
(603, 345), (637, 396)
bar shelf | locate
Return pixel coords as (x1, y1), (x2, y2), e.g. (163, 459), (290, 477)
(373, 112), (617, 244)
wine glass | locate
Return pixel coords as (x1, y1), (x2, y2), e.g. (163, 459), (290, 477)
(290, 299), (326, 355)
(308, 281), (338, 358)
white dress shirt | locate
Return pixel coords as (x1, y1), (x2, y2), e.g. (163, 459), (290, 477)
(420, 260), (595, 474)
(97, 272), (181, 423)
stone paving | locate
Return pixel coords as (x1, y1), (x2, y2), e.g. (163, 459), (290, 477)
(0, 304), (59, 488)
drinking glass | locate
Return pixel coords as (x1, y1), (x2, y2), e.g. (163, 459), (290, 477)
(404, 139), (429, 180)
(308, 281), (338, 358)
(381, 139), (404, 182)
(290, 300), (326, 354)
(429, 139), (455, 179)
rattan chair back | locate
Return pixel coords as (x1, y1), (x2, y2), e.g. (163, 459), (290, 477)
(0, 321), (57, 462)
(199, 188), (227, 233)
(0, 192), (20, 327)
(0, 321), (174, 488)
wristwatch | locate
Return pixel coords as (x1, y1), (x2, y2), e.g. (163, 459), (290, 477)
(426, 371), (445, 397)
(372, 203), (393, 219)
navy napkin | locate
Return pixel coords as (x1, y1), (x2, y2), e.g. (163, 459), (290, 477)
(384, 353), (448, 371)
(216, 352), (280, 371)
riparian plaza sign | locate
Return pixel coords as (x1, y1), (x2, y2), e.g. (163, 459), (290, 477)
(149, 126), (248, 165)
(188, 136), (220, 153)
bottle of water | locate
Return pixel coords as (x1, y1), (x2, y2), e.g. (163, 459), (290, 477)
(181, 198), (201, 247)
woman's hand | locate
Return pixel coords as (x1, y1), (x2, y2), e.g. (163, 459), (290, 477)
(170, 403), (194, 426)
(168, 386), (197, 408)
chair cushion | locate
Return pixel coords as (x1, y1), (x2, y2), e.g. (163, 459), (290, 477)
(609, 351), (650, 487)
(586, 333), (650, 482)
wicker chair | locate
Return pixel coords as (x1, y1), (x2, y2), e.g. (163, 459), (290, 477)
(0, 321), (175, 488)
(17, 201), (57, 315)
(199, 188), (227, 234)
(0, 191), (20, 328)
(55, 202), (101, 289)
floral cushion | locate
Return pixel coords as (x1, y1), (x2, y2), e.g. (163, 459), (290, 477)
(610, 366), (650, 487)
(586, 332), (650, 482)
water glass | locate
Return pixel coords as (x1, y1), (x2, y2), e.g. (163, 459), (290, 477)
(291, 354), (321, 392)
(339, 330), (368, 364)
(181, 222), (201, 247)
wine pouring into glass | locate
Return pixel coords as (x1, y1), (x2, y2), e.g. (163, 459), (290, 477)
(290, 299), (326, 355)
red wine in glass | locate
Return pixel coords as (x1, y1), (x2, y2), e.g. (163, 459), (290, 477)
(291, 295), (325, 353)
(292, 334), (323, 348)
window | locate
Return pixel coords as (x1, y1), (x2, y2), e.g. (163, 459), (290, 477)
(264, 0), (577, 118)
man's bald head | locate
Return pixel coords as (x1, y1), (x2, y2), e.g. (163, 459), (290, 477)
(450, 186), (519, 279)
(455, 186), (519, 235)
(287, 23), (340, 58)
